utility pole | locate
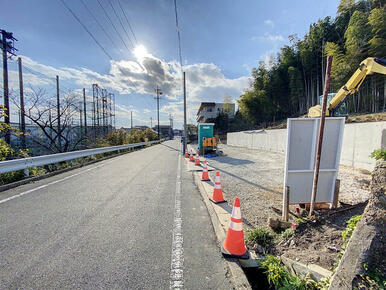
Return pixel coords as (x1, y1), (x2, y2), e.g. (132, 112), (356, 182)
(56, 75), (61, 151)
(83, 88), (87, 136)
(79, 102), (83, 138)
(169, 114), (173, 139)
(131, 111), (133, 129)
(183, 71), (187, 155)
(18, 57), (26, 149)
(155, 86), (162, 139)
(1, 29), (17, 144)
(92, 84), (96, 139)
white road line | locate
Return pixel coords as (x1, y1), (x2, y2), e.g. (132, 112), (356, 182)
(170, 153), (184, 289)
(0, 159), (115, 205)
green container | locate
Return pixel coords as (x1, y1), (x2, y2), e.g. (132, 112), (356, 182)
(198, 123), (214, 154)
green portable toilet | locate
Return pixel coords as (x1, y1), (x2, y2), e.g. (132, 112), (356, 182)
(198, 123), (214, 154)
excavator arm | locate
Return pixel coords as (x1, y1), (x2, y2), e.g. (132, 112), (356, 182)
(308, 57), (386, 118)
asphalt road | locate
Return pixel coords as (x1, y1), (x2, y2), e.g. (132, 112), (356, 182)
(0, 140), (231, 289)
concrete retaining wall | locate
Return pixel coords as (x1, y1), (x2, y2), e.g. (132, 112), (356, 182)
(227, 121), (386, 171)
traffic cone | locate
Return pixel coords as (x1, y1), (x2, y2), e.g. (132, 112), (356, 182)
(221, 198), (249, 259)
(195, 153), (201, 166)
(201, 160), (210, 181)
(210, 171), (226, 203)
(184, 148), (189, 158)
(189, 150), (194, 162)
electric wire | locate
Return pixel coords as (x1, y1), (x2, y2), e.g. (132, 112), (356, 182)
(173, 0), (183, 71)
(108, 0), (134, 48)
(59, 0), (113, 60)
(96, 0), (131, 52)
(117, 0), (138, 44)
(80, 0), (120, 51)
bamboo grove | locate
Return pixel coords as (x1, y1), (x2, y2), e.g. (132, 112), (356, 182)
(238, 0), (385, 127)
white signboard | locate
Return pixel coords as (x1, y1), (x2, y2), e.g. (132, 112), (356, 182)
(283, 117), (345, 204)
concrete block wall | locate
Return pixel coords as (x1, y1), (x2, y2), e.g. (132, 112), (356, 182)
(227, 121), (386, 171)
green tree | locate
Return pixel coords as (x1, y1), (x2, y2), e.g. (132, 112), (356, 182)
(368, 7), (386, 57)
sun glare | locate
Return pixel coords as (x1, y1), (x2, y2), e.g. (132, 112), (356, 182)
(133, 44), (148, 59)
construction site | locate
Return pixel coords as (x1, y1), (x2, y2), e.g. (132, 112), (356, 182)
(0, 1), (385, 289)
(183, 57), (385, 289)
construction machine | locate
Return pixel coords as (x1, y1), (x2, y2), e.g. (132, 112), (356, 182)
(308, 57), (386, 118)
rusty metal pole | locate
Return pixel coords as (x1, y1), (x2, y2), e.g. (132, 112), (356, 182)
(309, 56), (333, 217)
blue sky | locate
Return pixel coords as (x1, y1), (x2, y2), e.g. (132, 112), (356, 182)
(1, 0), (339, 128)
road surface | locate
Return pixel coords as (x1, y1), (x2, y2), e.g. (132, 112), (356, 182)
(0, 140), (231, 289)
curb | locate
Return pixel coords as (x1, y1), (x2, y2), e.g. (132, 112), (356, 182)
(191, 160), (252, 290)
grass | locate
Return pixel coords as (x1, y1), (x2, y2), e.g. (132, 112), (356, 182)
(247, 227), (276, 249)
(259, 255), (320, 289)
(281, 228), (295, 240)
(357, 264), (386, 289)
(370, 148), (386, 161)
(342, 214), (362, 242)
(333, 214), (362, 270)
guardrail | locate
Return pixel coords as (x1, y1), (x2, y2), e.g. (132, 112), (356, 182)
(0, 140), (162, 174)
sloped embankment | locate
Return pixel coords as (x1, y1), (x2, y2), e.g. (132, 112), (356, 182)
(329, 160), (385, 289)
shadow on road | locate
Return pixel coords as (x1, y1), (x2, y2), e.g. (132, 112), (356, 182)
(213, 156), (255, 166)
(160, 142), (181, 152)
(209, 164), (282, 195)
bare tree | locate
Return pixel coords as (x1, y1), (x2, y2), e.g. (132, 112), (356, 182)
(12, 86), (85, 153)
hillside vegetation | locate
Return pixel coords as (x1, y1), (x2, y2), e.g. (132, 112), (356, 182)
(237, 0), (385, 129)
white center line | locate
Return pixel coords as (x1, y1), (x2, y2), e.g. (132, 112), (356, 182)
(0, 159), (115, 205)
(170, 152), (184, 289)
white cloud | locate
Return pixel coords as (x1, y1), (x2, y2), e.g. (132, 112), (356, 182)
(252, 33), (285, 44)
(6, 54), (249, 128)
(264, 19), (274, 27)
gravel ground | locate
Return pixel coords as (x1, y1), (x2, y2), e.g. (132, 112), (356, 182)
(203, 144), (371, 230)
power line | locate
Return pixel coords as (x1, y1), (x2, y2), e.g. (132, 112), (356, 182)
(108, 0), (134, 48)
(59, 0), (113, 60)
(117, 0), (138, 45)
(173, 0), (183, 70)
(96, 0), (131, 52)
(80, 0), (120, 51)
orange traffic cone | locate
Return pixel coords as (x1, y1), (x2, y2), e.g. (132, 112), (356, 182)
(210, 171), (226, 203)
(201, 160), (210, 181)
(221, 197), (249, 259)
(184, 148), (189, 158)
(189, 150), (194, 162)
(195, 153), (201, 166)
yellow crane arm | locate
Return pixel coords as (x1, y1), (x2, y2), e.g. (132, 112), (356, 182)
(308, 57), (386, 117)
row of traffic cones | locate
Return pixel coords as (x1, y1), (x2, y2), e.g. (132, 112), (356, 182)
(184, 147), (249, 259)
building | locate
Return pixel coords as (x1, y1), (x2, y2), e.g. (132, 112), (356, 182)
(152, 125), (172, 138)
(196, 102), (235, 123)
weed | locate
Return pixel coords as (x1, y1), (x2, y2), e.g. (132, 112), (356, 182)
(316, 277), (331, 290)
(357, 264), (386, 289)
(285, 273), (318, 289)
(295, 217), (308, 224)
(259, 255), (290, 288)
(259, 255), (320, 289)
(342, 214), (362, 242)
(247, 228), (276, 248)
(281, 228), (295, 240)
(370, 149), (386, 161)
(333, 214), (362, 271)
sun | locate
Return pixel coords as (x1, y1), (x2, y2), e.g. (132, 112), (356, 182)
(133, 44), (148, 60)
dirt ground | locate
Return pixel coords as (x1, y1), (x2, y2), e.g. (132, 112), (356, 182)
(204, 144), (371, 269)
(273, 203), (367, 270)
